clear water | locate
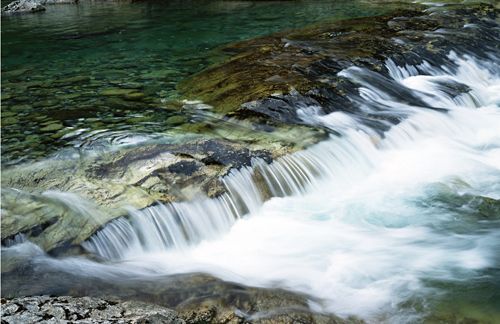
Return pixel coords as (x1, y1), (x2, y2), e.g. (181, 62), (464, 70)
(1, 0), (387, 165)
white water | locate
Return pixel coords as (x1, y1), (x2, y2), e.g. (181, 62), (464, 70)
(13, 52), (500, 322)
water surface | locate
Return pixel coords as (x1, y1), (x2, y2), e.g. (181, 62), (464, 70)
(1, 0), (387, 165)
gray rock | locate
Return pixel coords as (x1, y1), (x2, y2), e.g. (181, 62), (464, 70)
(1, 296), (183, 323)
(0, 302), (19, 316)
(1, 0), (77, 16)
(1, 0), (45, 16)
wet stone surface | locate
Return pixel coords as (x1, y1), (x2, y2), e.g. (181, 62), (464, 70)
(1, 272), (352, 324)
(1, 296), (183, 323)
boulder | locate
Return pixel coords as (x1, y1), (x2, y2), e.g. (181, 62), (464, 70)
(179, 4), (498, 124)
(1, 138), (281, 253)
(1, 0), (77, 16)
(1, 0), (45, 15)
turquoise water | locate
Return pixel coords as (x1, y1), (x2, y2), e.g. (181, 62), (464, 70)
(1, 0), (387, 165)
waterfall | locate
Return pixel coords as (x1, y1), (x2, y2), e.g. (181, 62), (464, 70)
(83, 50), (500, 266)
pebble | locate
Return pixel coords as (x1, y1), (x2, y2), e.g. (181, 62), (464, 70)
(40, 123), (64, 132)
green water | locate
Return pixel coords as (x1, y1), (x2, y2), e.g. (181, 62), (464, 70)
(1, 0), (388, 165)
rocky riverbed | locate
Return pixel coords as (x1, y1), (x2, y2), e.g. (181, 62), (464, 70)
(1, 270), (351, 323)
(2, 1), (500, 323)
(2, 1), (498, 256)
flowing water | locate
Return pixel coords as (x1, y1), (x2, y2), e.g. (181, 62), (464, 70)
(2, 1), (500, 323)
(4, 50), (500, 322)
(79, 51), (500, 322)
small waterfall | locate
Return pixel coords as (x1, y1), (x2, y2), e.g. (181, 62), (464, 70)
(83, 143), (338, 259)
(84, 50), (500, 261)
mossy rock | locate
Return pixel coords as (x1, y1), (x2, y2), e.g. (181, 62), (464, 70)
(178, 3), (496, 123)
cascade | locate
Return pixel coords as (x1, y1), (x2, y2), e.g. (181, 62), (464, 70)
(83, 51), (500, 264)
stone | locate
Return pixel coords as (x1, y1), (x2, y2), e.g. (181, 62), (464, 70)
(1, 274), (351, 323)
(141, 69), (178, 79)
(2, 117), (18, 126)
(0, 138), (277, 254)
(178, 3), (497, 125)
(59, 93), (82, 100)
(1, 296), (183, 323)
(39, 122), (64, 132)
(0, 302), (19, 316)
(10, 104), (31, 112)
(1, 0), (45, 15)
(166, 115), (187, 125)
(124, 92), (146, 101)
(56, 75), (90, 85)
(1, 68), (30, 78)
(100, 88), (136, 96)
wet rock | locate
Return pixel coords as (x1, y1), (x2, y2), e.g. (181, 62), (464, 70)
(168, 161), (200, 176)
(1, 138), (276, 253)
(10, 104), (31, 112)
(240, 90), (322, 125)
(1, 68), (30, 78)
(0, 188), (120, 254)
(124, 92), (146, 101)
(100, 88), (137, 96)
(179, 4), (498, 126)
(1, 296), (182, 323)
(39, 122), (64, 132)
(1, 93), (13, 101)
(1, 0), (45, 15)
(55, 75), (90, 85)
(2, 117), (18, 126)
(1, 272), (351, 323)
(166, 115), (188, 125)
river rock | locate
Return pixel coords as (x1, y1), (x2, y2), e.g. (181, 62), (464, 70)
(2, 117), (18, 126)
(0, 188), (120, 255)
(39, 122), (64, 132)
(1, 0), (45, 15)
(179, 3), (498, 126)
(124, 92), (146, 101)
(100, 88), (137, 96)
(1, 269), (353, 323)
(1, 296), (183, 323)
(0, 138), (278, 253)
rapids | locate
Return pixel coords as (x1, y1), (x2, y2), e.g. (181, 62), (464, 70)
(4, 50), (499, 322)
